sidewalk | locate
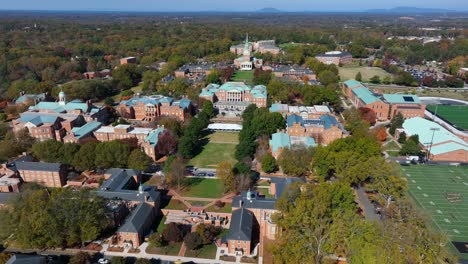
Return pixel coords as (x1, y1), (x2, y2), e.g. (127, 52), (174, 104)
(101, 242), (238, 264)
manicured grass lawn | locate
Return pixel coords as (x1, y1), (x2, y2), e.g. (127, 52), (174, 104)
(207, 131), (239, 144)
(339, 66), (393, 82)
(427, 105), (468, 130)
(111, 85), (143, 102)
(146, 242), (182, 256)
(188, 143), (237, 168)
(180, 178), (224, 198)
(164, 199), (188, 210)
(205, 203), (232, 213)
(384, 141), (401, 151)
(387, 151), (400, 157)
(190, 200), (212, 207)
(401, 165), (468, 260)
(231, 71), (254, 85)
(156, 215), (167, 233)
(184, 243), (217, 259)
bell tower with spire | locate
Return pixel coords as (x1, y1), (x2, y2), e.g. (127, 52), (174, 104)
(243, 33), (251, 61)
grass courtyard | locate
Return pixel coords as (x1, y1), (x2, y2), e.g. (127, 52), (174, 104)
(401, 165), (468, 259)
(426, 105), (468, 130)
(180, 178), (225, 198)
(188, 131), (238, 168)
(231, 70), (254, 85)
(339, 66), (393, 82)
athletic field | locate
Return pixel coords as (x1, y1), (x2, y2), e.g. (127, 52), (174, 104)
(427, 105), (468, 130)
(401, 165), (468, 258)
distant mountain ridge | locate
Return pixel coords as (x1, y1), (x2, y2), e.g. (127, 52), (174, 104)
(366, 6), (457, 13)
(256, 8), (283, 13)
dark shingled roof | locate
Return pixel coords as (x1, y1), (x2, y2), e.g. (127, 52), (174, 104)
(14, 161), (61, 172)
(95, 168), (160, 203)
(100, 168), (140, 191)
(6, 254), (45, 264)
(118, 202), (153, 233)
(269, 177), (305, 198)
(232, 192), (276, 210)
(227, 207), (253, 241)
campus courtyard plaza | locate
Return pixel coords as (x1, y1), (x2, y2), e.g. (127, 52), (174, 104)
(401, 164), (468, 259)
(188, 131), (238, 169)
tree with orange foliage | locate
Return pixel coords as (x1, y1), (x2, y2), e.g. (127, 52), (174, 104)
(358, 107), (376, 126)
(376, 127), (387, 142)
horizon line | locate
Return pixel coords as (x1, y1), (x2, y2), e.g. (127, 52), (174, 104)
(0, 8), (467, 13)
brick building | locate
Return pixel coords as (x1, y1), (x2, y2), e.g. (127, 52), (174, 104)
(397, 117), (468, 162)
(94, 125), (166, 160)
(230, 37), (280, 56)
(120, 57), (136, 65)
(286, 114), (344, 145)
(13, 90), (108, 142)
(0, 165), (21, 193)
(199, 82), (267, 115)
(63, 121), (102, 144)
(226, 207), (254, 256)
(342, 80), (426, 121)
(263, 65), (316, 82)
(95, 168), (160, 248)
(269, 131), (317, 159)
(315, 51), (352, 65)
(117, 95), (192, 122)
(15, 161), (67, 188)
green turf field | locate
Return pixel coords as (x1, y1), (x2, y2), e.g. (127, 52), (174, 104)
(426, 105), (468, 130)
(339, 66), (393, 82)
(231, 70), (254, 85)
(401, 165), (468, 259)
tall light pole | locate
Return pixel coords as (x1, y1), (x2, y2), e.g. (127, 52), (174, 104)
(427, 127), (440, 162)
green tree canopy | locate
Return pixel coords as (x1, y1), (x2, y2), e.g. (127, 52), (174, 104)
(127, 149), (152, 171)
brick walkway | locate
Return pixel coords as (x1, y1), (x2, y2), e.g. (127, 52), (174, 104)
(168, 189), (235, 211)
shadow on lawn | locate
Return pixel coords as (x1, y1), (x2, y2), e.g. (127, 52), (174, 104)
(190, 129), (214, 158)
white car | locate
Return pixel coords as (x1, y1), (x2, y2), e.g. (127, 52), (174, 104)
(98, 259), (109, 264)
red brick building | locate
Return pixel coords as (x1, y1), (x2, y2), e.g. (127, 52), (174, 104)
(117, 96), (192, 122)
(15, 161), (67, 188)
(316, 51), (352, 65)
(342, 80), (425, 121)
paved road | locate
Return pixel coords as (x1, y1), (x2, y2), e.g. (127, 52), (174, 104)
(354, 187), (381, 222)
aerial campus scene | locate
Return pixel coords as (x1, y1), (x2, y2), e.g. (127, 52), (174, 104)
(0, 1), (467, 264)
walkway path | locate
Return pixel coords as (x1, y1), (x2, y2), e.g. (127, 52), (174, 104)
(168, 189), (235, 211)
(354, 187), (381, 222)
(101, 242), (236, 264)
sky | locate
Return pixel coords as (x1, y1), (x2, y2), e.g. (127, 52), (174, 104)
(1, 0), (466, 12)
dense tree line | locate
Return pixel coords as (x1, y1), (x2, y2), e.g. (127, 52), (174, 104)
(31, 139), (151, 171)
(0, 188), (109, 249)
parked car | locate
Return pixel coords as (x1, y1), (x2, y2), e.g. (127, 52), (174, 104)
(208, 173), (215, 177)
(196, 172), (207, 177)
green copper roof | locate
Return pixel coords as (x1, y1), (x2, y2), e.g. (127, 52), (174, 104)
(71, 121), (102, 139)
(402, 117), (466, 148)
(352, 87), (381, 104)
(144, 127), (165, 146)
(269, 132), (291, 153)
(430, 142), (468, 155)
(383, 94), (421, 104)
(344, 79), (364, 88)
